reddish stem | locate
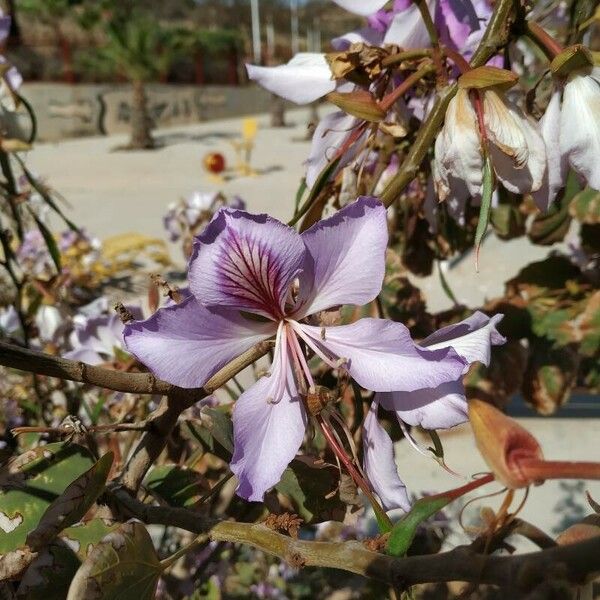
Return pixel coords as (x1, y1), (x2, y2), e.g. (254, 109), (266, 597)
(317, 415), (393, 530)
(525, 22), (563, 60)
(443, 46), (471, 74)
(518, 459), (600, 483)
(470, 90), (488, 145)
(380, 63), (435, 112)
(427, 473), (495, 503)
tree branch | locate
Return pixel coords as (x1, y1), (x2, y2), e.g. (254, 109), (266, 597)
(210, 522), (600, 594)
(0, 339), (269, 402)
(113, 494), (600, 594)
(0, 339), (272, 492)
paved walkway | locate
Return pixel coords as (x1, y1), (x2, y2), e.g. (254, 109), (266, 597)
(27, 107), (557, 312)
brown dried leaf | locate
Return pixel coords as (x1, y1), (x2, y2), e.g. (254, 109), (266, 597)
(263, 512), (303, 539)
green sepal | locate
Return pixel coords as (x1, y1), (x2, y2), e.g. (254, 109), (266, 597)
(550, 44), (594, 76)
(458, 66), (518, 92)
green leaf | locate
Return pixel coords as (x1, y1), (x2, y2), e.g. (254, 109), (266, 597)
(569, 187), (600, 224)
(386, 495), (449, 556)
(27, 208), (61, 273)
(181, 406), (234, 459)
(66, 521), (161, 600)
(26, 452), (114, 550)
(144, 465), (209, 508)
(16, 520), (121, 600)
(474, 153), (493, 269)
(386, 475), (494, 556)
(0, 443), (95, 554)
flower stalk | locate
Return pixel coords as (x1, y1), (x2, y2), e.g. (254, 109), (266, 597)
(379, 62), (436, 111)
(525, 21), (564, 60)
(317, 414), (393, 532)
(412, 0), (446, 83)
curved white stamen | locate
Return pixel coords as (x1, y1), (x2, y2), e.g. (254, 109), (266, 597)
(266, 321), (287, 404)
(397, 418), (431, 459)
(288, 320), (344, 371)
(287, 326), (315, 389)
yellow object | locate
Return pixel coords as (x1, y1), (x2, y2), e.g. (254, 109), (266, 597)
(229, 117), (258, 177)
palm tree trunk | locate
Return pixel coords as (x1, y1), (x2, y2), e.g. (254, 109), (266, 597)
(270, 93), (286, 128)
(129, 79), (154, 149)
(55, 26), (75, 84)
(5, 0), (21, 47)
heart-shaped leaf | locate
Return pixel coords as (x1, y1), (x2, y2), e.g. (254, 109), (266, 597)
(17, 519), (120, 600)
(67, 520), (161, 600)
(0, 443), (95, 554)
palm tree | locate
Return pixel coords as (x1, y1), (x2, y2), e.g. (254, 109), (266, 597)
(82, 15), (184, 149)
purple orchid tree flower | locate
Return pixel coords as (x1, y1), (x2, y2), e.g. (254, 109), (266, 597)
(124, 197), (467, 501)
(363, 311), (505, 510)
(333, 0), (496, 58)
(65, 303), (143, 365)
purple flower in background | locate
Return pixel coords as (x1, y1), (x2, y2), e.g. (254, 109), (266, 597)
(332, 0), (495, 59)
(363, 312), (505, 511)
(16, 230), (53, 277)
(124, 197), (466, 501)
(65, 300), (142, 365)
(163, 191), (245, 242)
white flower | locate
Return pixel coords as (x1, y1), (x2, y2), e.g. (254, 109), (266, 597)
(534, 66), (600, 211)
(35, 305), (65, 344)
(434, 88), (546, 220)
(246, 53), (341, 105)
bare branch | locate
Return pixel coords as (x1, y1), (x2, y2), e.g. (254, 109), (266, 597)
(0, 339), (270, 402)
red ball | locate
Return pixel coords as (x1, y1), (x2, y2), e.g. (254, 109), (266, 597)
(203, 152), (226, 174)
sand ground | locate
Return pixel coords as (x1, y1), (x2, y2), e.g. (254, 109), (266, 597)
(27, 106), (556, 312)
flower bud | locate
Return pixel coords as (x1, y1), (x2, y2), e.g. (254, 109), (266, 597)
(468, 398), (544, 488)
